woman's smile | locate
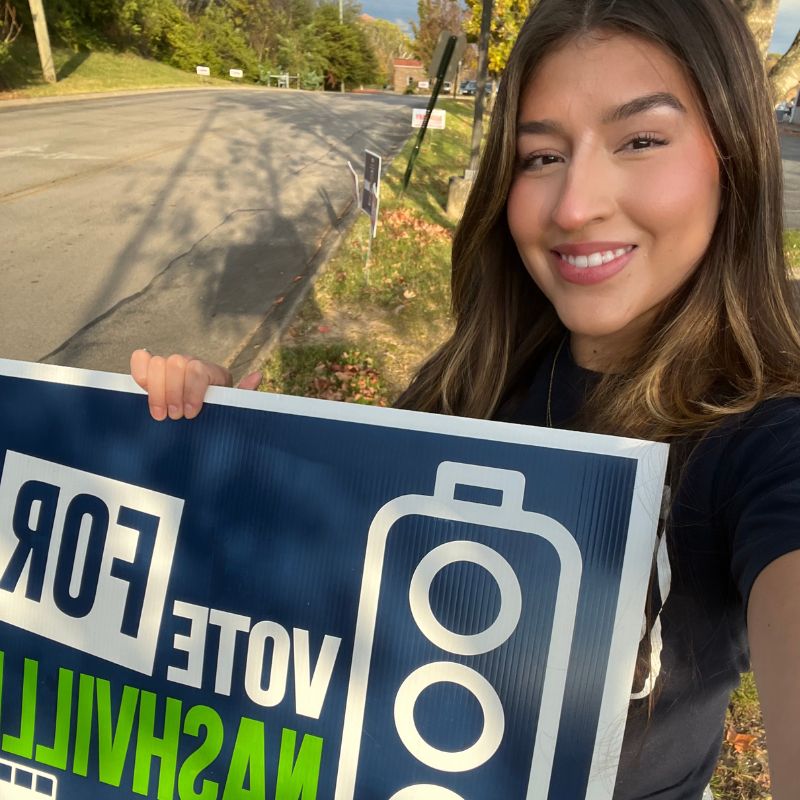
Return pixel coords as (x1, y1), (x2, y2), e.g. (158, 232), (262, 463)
(550, 242), (638, 285)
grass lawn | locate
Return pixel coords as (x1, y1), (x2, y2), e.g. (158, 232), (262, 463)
(712, 672), (771, 799)
(785, 228), (800, 272)
(0, 37), (231, 99)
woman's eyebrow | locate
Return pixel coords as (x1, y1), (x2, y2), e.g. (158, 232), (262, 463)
(601, 91), (687, 123)
(517, 92), (687, 136)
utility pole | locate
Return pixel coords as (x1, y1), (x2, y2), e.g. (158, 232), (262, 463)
(469, 0), (493, 173)
(339, 0), (345, 93)
(27, 0), (56, 83)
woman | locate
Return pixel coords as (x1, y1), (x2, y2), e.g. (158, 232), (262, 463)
(131, 0), (800, 796)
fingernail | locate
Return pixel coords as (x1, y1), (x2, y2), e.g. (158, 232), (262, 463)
(168, 405), (180, 419)
(151, 405), (166, 421)
(184, 403), (196, 418)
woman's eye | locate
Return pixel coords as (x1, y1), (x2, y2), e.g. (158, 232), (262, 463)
(624, 134), (668, 151)
(520, 153), (563, 171)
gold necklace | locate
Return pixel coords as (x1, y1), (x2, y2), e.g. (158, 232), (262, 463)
(546, 335), (568, 428)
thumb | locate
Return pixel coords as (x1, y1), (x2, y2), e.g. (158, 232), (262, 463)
(236, 371), (262, 391)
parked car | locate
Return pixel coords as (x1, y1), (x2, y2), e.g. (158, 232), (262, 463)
(460, 80), (495, 96)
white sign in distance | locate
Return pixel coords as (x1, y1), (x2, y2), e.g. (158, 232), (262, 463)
(418, 80), (430, 90)
(229, 68), (244, 79)
(412, 108), (447, 130)
(195, 66), (211, 77)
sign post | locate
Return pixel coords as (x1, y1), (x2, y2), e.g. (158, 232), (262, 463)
(402, 31), (466, 190)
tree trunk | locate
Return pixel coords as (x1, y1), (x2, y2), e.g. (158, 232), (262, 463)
(769, 28), (800, 101)
(1, 0), (22, 44)
(735, 0), (780, 59)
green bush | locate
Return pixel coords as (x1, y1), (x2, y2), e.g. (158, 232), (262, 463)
(195, 3), (256, 78)
(301, 68), (322, 90)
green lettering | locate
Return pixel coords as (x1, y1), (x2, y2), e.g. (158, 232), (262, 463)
(73, 673), (95, 776)
(133, 690), (182, 799)
(178, 705), (224, 800)
(35, 667), (74, 770)
(2, 657), (37, 758)
(275, 729), (322, 800)
(97, 678), (139, 787)
(222, 717), (265, 800)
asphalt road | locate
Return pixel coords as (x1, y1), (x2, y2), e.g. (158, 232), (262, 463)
(0, 88), (417, 376)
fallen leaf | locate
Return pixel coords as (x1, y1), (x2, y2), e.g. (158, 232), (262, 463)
(726, 729), (757, 754)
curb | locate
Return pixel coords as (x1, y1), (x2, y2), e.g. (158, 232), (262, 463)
(223, 198), (362, 383)
(223, 132), (410, 383)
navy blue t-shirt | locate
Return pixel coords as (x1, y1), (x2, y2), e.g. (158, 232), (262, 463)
(499, 343), (800, 799)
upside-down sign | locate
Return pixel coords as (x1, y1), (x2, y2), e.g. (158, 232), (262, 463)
(0, 358), (666, 800)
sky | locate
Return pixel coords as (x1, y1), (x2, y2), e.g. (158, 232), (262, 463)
(360, 0), (418, 29)
(773, 0), (800, 52)
(360, 0), (800, 54)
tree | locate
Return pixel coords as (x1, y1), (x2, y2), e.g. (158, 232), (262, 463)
(736, 0), (780, 58)
(463, 0), (529, 75)
(769, 29), (800, 101)
(359, 16), (412, 86)
(195, 2), (258, 76)
(236, 0), (314, 65)
(311, 2), (378, 89)
(734, 0), (800, 102)
(1, 0), (22, 47)
(412, 0), (463, 70)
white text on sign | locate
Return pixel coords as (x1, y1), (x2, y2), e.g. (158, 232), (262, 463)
(0, 452), (183, 675)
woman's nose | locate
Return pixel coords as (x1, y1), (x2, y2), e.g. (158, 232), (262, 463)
(550, 152), (616, 232)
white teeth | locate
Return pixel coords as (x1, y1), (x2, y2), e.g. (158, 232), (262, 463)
(560, 245), (634, 268)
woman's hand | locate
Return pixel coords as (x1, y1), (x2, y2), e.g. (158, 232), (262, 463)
(130, 350), (261, 420)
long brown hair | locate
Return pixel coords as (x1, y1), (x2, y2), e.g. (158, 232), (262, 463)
(395, 0), (800, 442)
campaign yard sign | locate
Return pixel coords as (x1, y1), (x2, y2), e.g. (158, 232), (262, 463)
(360, 150), (381, 239)
(0, 359), (668, 800)
(412, 109), (446, 130)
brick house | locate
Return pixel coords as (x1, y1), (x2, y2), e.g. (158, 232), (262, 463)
(392, 58), (426, 92)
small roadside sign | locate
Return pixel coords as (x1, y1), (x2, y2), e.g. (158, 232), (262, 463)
(361, 150), (382, 239)
(418, 80), (430, 90)
(429, 31), (467, 82)
(413, 108), (446, 130)
(195, 65), (210, 76)
(229, 68), (244, 79)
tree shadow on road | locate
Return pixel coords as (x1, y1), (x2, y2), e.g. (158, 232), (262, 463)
(42, 89), (416, 374)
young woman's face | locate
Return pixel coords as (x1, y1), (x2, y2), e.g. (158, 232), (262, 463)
(507, 32), (720, 369)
